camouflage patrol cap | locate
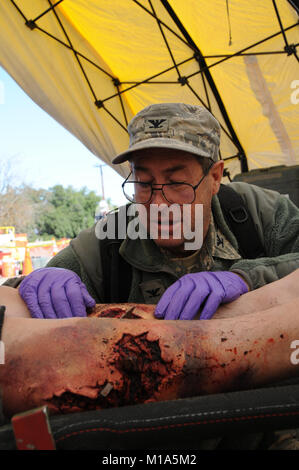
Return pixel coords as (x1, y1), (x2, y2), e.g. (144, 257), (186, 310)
(112, 103), (221, 164)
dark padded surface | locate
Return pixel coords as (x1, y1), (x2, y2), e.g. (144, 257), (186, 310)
(1, 383), (299, 450)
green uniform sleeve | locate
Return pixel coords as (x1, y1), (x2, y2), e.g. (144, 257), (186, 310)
(228, 182), (299, 290)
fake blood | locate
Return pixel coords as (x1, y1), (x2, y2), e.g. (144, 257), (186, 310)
(2, 303), (261, 417)
(113, 332), (173, 404)
(96, 308), (126, 318)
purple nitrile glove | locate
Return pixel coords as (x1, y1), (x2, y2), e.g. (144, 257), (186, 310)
(19, 267), (96, 319)
(154, 271), (248, 320)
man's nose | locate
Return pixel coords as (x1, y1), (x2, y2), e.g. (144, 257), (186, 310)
(151, 187), (167, 204)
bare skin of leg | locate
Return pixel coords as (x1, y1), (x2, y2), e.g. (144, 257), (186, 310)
(1, 292), (299, 417)
(1, 271), (299, 418)
(213, 268), (299, 319)
(0, 286), (30, 318)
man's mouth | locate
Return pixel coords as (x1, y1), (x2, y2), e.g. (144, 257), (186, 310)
(149, 217), (182, 239)
(150, 215), (181, 225)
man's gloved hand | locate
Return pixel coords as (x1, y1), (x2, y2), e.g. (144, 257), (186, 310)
(154, 271), (248, 320)
(19, 267), (96, 319)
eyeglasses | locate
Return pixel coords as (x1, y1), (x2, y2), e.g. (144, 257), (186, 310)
(122, 160), (214, 205)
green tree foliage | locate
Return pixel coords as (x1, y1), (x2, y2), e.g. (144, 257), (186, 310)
(35, 185), (103, 239)
(0, 157), (112, 241)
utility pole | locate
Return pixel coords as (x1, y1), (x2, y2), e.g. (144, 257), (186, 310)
(95, 164), (106, 200)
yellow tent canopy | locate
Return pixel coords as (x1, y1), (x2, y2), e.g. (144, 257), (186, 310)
(0, 0), (298, 179)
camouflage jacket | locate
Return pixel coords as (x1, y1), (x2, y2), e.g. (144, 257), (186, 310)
(41, 181), (299, 304)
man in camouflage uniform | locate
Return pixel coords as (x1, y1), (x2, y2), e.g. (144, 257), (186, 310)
(3, 103), (299, 448)
(15, 103), (299, 316)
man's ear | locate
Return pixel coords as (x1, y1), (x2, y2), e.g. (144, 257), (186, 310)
(210, 160), (224, 195)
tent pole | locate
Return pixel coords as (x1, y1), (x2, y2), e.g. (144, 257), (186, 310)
(272, 0), (299, 62)
(160, 0), (248, 172)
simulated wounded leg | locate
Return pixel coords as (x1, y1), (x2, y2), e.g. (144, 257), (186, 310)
(2, 294), (299, 417)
